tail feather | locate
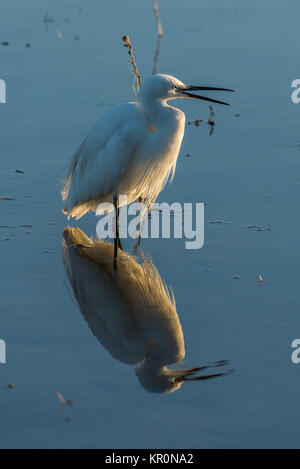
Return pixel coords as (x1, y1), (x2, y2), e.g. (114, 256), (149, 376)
(68, 201), (95, 220)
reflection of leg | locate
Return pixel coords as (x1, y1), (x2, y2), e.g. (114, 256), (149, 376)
(133, 197), (143, 254)
(116, 202), (123, 250)
(113, 195), (119, 271)
(133, 199), (152, 254)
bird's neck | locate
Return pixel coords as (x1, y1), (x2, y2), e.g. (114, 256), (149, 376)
(140, 98), (183, 132)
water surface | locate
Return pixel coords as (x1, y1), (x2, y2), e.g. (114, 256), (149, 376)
(0, 0), (300, 448)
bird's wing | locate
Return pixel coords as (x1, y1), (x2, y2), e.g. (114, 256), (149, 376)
(62, 228), (148, 365)
(62, 104), (145, 211)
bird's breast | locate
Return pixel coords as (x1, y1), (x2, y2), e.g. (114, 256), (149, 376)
(138, 111), (185, 164)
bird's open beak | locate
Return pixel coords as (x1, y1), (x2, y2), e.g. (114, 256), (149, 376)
(176, 85), (234, 106)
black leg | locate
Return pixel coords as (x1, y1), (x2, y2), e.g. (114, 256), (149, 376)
(133, 197), (144, 254)
(117, 203), (123, 251)
(113, 195), (119, 271)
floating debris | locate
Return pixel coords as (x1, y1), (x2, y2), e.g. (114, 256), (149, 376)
(1, 41), (9, 46)
(188, 118), (203, 126)
(235, 113), (240, 117)
(25, 43), (30, 48)
(57, 392), (65, 405)
(43, 12), (54, 24)
(0, 196), (15, 201)
(210, 220), (231, 224)
(56, 29), (63, 40)
(259, 274), (263, 284)
(186, 153), (191, 157)
(233, 274), (241, 279)
(74, 35), (80, 40)
(15, 169), (25, 173)
(246, 224), (271, 232)
(44, 250), (58, 254)
(57, 392), (73, 413)
(246, 224), (262, 229)
(7, 383), (14, 389)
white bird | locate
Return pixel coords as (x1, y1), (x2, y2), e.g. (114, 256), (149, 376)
(61, 74), (233, 264)
(62, 227), (231, 393)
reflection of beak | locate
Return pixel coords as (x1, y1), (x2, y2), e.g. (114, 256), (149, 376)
(176, 85), (234, 106)
(173, 360), (233, 382)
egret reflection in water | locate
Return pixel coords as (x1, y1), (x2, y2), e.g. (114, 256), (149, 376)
(62, 227), (231, 393)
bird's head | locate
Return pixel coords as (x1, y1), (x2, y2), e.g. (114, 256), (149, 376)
(139, 73), (234, 106)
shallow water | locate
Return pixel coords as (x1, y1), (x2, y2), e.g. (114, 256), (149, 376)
(1, 0), (300, 448)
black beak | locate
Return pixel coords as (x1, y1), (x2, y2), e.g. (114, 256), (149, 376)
(176, 85), (234, 106)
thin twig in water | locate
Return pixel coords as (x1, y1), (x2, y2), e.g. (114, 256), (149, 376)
(208, 105), (215, 136)
(152, 0), (163, 75)
(57, 391), (73, 413)
(122, 35), (142, 95)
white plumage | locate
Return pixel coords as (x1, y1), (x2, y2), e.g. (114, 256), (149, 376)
(62, 227), (185, 393)
(62, 73), (233, 220)
(62, 227), (232, 392)
(62, 74), (187, 219)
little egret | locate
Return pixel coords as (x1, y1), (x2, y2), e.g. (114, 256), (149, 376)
(61, 74), (233, 264)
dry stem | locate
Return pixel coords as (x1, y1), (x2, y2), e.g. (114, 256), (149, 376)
(153, 0), (163, 37)
(122, 35), (142, 95)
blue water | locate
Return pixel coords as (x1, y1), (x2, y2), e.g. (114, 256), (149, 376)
(0, 0), (300, 448)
